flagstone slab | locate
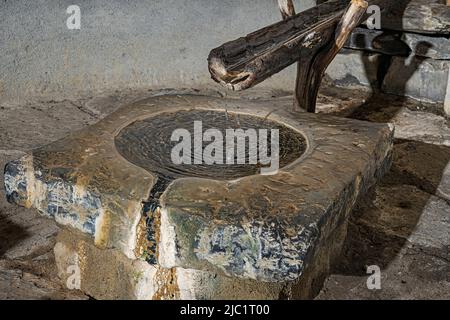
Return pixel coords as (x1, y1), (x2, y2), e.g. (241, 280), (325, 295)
(4, 95), (394, 282)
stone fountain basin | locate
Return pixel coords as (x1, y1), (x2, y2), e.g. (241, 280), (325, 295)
(4, 95), (393, 282)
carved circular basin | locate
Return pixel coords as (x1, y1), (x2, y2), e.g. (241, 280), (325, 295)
(115, 109), (306, 180)
(4, 95), (393, 285)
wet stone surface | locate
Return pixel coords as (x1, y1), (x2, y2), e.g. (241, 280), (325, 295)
(115, 109), (306, 180)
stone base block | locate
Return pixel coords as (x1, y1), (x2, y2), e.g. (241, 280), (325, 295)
(54, 225), (348, 300)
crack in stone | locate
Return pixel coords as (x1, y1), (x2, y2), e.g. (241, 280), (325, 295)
(141, 175), (173, 265)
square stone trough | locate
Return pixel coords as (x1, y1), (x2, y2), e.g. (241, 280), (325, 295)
(4, 95), (394, 299)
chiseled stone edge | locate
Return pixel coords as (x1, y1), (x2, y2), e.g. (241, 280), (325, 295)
(159, 148), (393, 282)
(3, 153), (147, 260)
(4, 154), (102, 236)
(158, 119), (394, 281)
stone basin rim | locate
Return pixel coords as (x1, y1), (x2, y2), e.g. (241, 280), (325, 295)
(112, 107), (314, 183)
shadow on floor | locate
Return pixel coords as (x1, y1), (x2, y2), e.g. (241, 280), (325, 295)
(0, 209), (30, 259)
(0, 156), (30, 259)
(333, 138), (450, 275)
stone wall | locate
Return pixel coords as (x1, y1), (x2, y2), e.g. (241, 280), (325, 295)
(326, 0), (450, 107)
(0, 0), (316, 104)
(2, 1), (448, 108)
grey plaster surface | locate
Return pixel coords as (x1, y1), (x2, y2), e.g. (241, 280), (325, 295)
(0, 0), (316, 104)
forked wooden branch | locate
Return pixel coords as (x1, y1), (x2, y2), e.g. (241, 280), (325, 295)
(208, 0), (368, 113)
(296, 0), (368, 112)
(278, 1), (368, 112)
(208, 0), (350, 91)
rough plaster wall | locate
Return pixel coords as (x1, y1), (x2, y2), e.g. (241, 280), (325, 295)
(0, 0), (315, 103)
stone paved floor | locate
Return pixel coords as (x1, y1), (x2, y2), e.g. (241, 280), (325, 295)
(0, 85), (448, 299)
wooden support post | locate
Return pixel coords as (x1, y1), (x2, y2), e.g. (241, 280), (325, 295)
(282, 0), (369, 113)
(294, 0), (368, 112)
